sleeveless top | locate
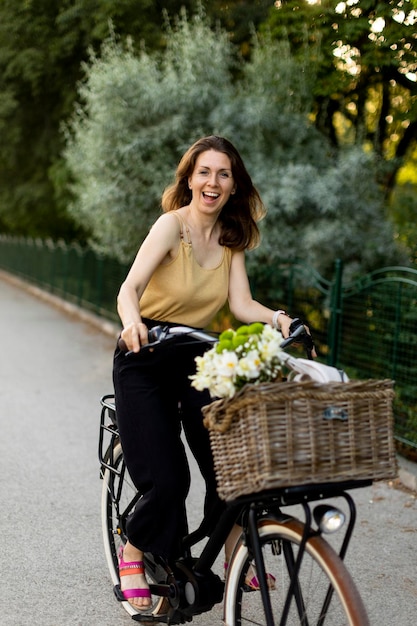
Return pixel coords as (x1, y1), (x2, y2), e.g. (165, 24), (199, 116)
(140, 212), (232, 328)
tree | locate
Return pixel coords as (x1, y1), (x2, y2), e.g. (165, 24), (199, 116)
(264, 0), (417, 195)
(0, 0), (200, 239)
(64, 10), (235, 260)
(0, 0), (85, 238)
(203, 0), (274, 58)
(64, 10), (405, 284)
(217, 31), (406, 282)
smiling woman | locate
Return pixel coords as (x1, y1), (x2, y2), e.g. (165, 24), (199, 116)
(112, 134), (304, 610)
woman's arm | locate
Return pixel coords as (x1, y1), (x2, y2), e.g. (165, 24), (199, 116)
(227, 251), (293, 337)
(117, 213), (180, 352)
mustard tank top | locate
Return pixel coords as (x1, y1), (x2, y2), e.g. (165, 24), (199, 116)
(140, 213), (232, 328)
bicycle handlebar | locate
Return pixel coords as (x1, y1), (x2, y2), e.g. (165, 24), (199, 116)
(118, 325), (218, 354)
(119, 319), (315, 359)
(280, 318), (315, 359)
(148, 325), (218, 347)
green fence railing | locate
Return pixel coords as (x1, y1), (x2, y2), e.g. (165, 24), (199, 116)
(1, 235), (416, 453)
(0, 236), (129, 322)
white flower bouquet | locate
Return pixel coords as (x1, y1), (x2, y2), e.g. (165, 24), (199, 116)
(190, 323), (283, 399)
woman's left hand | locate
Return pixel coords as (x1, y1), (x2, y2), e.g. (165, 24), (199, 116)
(281, 315), (317, 359)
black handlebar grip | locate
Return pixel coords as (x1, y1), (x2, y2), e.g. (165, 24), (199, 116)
(280, 318), (315, 359)
(280, 318), (305, 348)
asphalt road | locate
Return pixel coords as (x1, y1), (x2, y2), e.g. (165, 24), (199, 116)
(1, 274), (416, 625)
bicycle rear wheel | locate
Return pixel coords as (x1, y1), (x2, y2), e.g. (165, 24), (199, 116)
(224, 518), (369, 626)
(101, 442), (166, 619)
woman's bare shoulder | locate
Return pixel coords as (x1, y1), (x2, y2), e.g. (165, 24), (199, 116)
(151, 211), (182, 230)
(148, 211), (181, 236)
(142, 212), (183, 257)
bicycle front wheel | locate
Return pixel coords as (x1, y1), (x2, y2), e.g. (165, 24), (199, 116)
(101, 442), (166, 619)
(224, 518), (369, 626)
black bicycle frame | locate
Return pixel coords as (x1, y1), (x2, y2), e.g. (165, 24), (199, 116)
(183, 482), (369, 626)
(100, 391), (371, 625)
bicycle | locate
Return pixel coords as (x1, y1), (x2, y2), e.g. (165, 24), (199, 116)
(98, 322), (384, 625)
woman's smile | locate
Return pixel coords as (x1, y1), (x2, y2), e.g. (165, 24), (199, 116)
(202, 191), (220, 203)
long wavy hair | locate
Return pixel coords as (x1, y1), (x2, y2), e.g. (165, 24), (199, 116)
(161, 136), (266, 251)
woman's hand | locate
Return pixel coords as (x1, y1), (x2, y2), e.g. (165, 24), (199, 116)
(276, 313), (292, 339)
(120, 322), (149, 353)
(280, 316), (317, 359)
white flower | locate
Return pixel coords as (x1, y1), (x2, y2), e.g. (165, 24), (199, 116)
(259, 337), (280, 361)
(236, 350), (262, 379)
(216, 351), (238, 378)
(190, 323), (284, 399)
(212, 377), (236, 399)
(190, 371), (213, 392)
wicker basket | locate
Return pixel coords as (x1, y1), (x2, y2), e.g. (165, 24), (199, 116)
(202, 379), (397, 501)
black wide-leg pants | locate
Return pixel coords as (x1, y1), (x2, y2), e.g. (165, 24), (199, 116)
(112, 322), (223, 559)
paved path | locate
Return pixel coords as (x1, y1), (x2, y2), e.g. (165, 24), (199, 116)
(0, 273), (416, 625)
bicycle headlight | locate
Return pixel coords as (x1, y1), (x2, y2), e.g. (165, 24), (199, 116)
(313, 504), (345, 534)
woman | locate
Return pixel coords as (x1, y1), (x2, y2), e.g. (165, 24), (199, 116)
(113, 135), (300, 608)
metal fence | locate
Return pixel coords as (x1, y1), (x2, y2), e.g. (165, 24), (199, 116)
(0, 236), (127, 321)
(1, 235), (416, 453)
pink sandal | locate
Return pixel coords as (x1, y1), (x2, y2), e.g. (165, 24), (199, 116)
(224, 561), (276, 592)
(244, 573), (276, 592)
(118, 546), (151, 602)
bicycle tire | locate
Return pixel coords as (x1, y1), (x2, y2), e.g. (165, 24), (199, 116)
(101, 442), (166, 619)
(224, 518), (369, 626)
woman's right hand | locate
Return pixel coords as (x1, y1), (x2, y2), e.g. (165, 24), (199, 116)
(120, 321), (149, 353)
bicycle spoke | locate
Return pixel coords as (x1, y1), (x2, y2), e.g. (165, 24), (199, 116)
(225, 519), (369, 625)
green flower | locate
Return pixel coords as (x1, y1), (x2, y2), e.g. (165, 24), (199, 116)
(190, 323), (284, 399)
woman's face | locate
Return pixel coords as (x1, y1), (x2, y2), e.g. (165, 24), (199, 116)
(188, 150), (236, 215)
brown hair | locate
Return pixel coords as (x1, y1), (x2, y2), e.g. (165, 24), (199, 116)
(161, 136), (266, 250)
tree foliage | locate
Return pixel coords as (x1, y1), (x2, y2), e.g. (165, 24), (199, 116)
(265, 0), (417, 193)
(0, 0), (412, 283)
(65, 10), (405, 283)
(0, 0), (262, 238)
(65, 11), (235, 260)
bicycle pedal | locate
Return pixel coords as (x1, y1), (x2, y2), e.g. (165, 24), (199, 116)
(114, 586), (189, 624)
